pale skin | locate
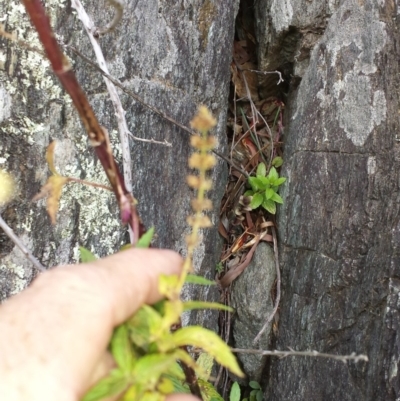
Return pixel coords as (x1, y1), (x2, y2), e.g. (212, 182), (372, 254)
(0, 248), (198, 401)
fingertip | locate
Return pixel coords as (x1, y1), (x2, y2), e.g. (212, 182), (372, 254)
(166, 394), (202, 401)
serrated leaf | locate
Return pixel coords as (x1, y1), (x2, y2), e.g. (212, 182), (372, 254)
(46, 141), (59, 175)
(265, 188), (275, 200)
(250, 193), (263, 209)
(230, 382), (241, 401)
(183, 301), (233, 312)
(249, 381), (261, 390)
(136, 227), (155, 248)
(275, 177), (286, 186)
(267, 167), (279, 181)
(82, 369), (129, 401)
(196, 352), (214, 380)
(248, 176), (261, 192)
(165, 326), (244, 377)
(271, 156), (283, 167)
(185, 274), (216, 285)
(271, 192), (283, 204)
(132, 354), (177, 387)
(111, 324), (133, 373)
(262, 199), (276, 214)
(79, 246), (97, 263)
(256, 162), (267, 177)
(199, 379), (224, 401)
(128, 305), (163, 348)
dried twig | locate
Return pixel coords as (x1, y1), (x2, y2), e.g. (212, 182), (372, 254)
(231, 348), (368, 364)
(244, 69), (284, 85)
(21, 0), (145, 243)
(253, 226), (281, 344)
(0, 215), (46, 272)
(95, 0), (125, 36)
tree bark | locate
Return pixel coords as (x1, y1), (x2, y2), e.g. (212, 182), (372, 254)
(0, 0), (238, 331)
(254, 0), (400, 399)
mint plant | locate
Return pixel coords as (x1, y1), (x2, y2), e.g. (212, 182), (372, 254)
(244, 159), (286, 214)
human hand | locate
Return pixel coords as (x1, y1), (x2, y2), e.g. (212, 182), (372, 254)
(0, 248), (197, 401)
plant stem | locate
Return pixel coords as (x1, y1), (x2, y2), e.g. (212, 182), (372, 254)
(0, 215), (46, 272)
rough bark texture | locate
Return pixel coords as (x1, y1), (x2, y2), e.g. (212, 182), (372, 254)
(254, 0), (400, 399)
(0, 0), (239, 330)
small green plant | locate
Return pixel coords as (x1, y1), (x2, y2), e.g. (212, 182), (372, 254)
(244, 159), (286, 215)
(215, 262), (224, 274)
(245, 381), (263, 401)
(230, 382), (241, 401)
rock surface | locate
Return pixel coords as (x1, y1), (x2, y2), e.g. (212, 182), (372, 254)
(255, 0), (400, 399)
(0, 0), (239, 332)
(231, 242), (276, 383)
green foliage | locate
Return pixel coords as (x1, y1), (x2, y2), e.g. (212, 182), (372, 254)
(245, 162), (286, 214)
(215, 262), (224, 274)
(79, 247), (97, 263)
(136, 227), (155, 248)
(83, 109), (243, 401)
(230, 382), (241, 401)
(248, 381), (263, 401)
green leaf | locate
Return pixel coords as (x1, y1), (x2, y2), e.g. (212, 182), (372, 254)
(275, 177), (286, 186)
(265, 188), (275, 200)
(132, 354), (178, 387)
(199, 379), (224, 401)
(250, 193), (263, 209)
(82, 370), (129, 401)
(267, 167), (279, 181)
(165, 326), (244, 377)
(128, 305), (163, 348)
(183, 301), (233, 312)
(271, 156), (283, 167)
(256, 390), (263, 401)
(248, 176), (261, 191)
(271, 192), (283, 204)
(230, 382), (241, 401)
(262, 199), (276, 214)
(185, 274), (216, 286)
(196, 352), (214, 380)
(136, 227), (155, 248)
(111, 324), (133, 373)
(249, 381), (261, 390)
(243, 190), (254, 197)
(254, 176), (270, 189)
(256, 162), (267, 177)
(79, 246), (97, 263)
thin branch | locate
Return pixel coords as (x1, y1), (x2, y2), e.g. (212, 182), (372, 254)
(127, 132), (172, 147)
(231, 348), (368, 364)
(0, 215), (46, 272)
(71, 0), (135, 241)
(64, 44), (193, 136)
(244, 69), (284, 85)
(67, 177), (112, 191)
(21, 0), (145, 243)
(253, 226), (281, 344)
(95, 0), (125, 37)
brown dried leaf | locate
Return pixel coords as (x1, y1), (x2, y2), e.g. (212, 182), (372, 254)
(33, 175), (69, 224)
(46, 141), (59, 175)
